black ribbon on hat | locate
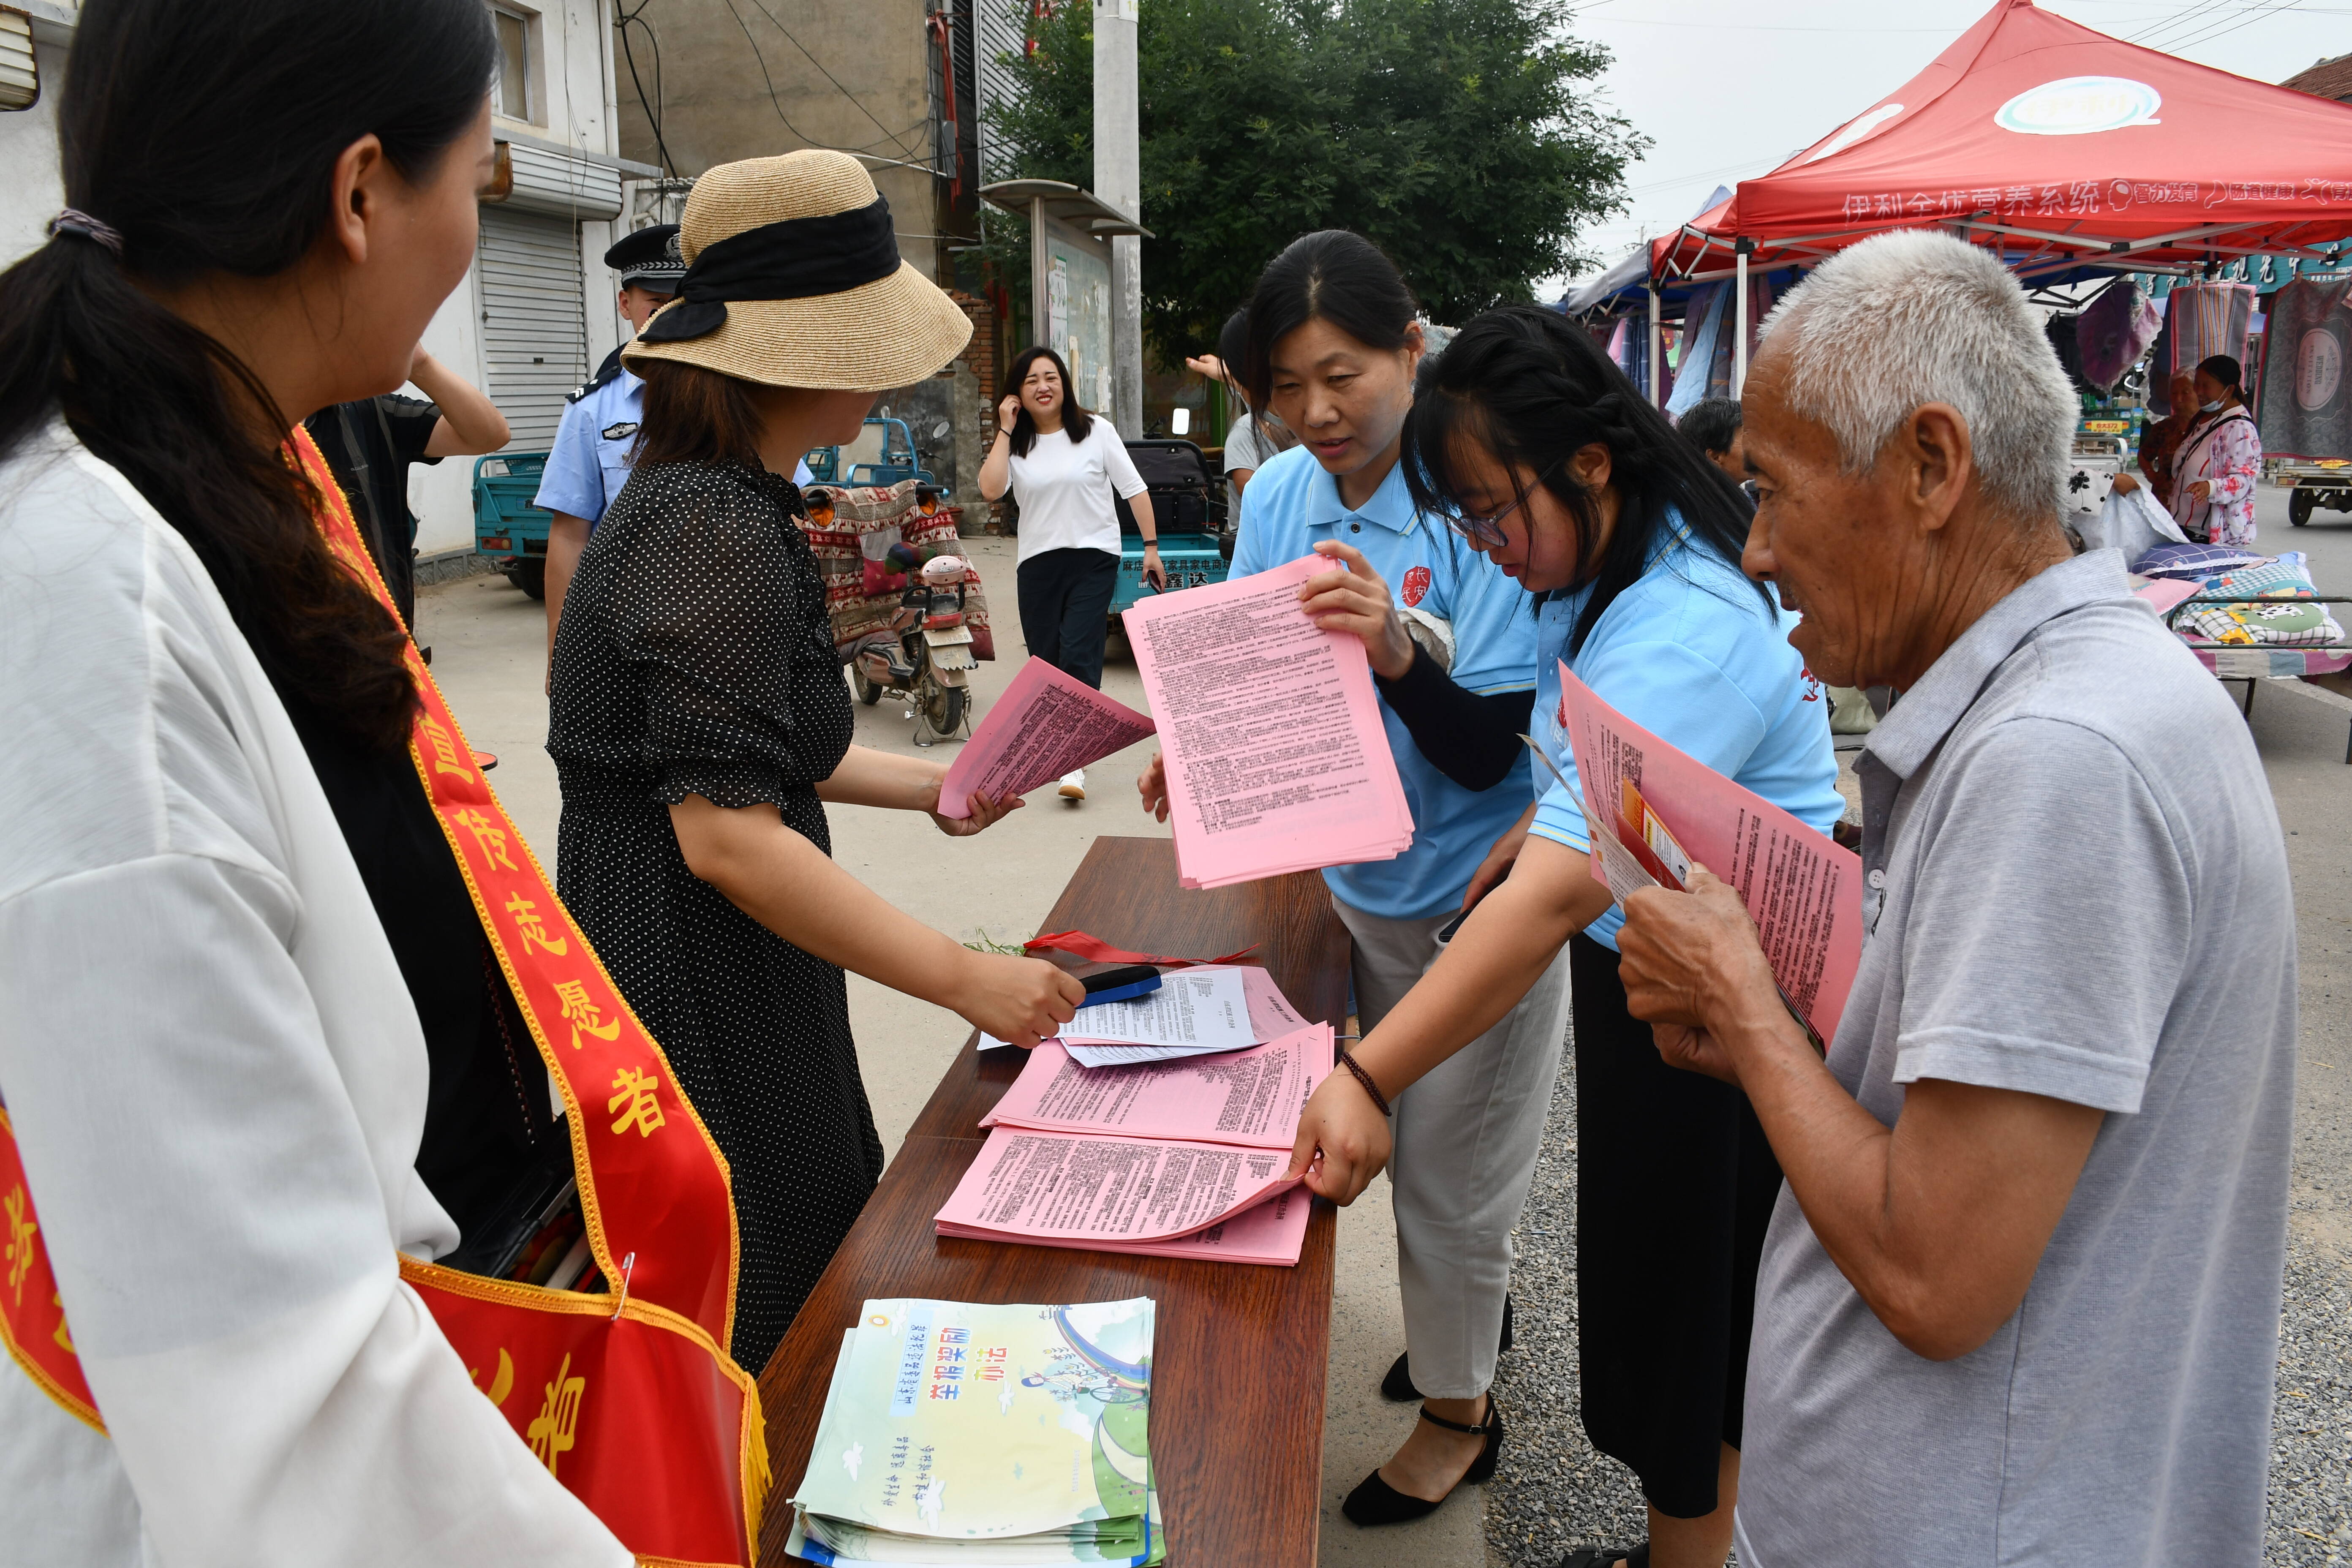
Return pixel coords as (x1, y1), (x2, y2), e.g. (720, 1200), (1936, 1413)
(638, 195), (899, 343)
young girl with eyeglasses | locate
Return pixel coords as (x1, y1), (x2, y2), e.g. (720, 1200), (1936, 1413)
(1283, 305), (1843, 1568)
(1140, 231), (1569, 1527)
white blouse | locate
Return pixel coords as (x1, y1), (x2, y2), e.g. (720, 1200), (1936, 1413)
(0, 425), (627, 1568)
(1007, 416), (1148, 562)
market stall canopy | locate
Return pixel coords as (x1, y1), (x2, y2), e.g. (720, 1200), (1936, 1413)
(1557, 188), (1730, 319)
(1653, 0), (2352, 284)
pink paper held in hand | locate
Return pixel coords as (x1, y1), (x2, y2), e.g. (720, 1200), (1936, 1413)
(980, 1023), (1334, 1149)
(1121, 556), (1414, 889)
(936, 656), (1156, 818)
(1554, 661), (1863, 1047)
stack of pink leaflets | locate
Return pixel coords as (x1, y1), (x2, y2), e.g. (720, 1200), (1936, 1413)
(933, 1021), (1331, 1267)
(1121, 556), (1414, 888)
(934, 656), (1157, 819)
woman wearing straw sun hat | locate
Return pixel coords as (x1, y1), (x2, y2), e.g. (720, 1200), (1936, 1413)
(548, 150), (1086, 1368)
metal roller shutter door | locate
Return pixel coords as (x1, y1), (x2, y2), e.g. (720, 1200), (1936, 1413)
(477, 206), (587, 449)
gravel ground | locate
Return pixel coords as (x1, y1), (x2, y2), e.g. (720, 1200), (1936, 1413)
(1482, 1037), (2352, 1567)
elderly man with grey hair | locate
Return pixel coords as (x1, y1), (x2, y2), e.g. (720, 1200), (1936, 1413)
(1615, 228), (2294, 1566)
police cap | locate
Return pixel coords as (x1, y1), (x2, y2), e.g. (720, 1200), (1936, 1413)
(604, 223), (686, 293)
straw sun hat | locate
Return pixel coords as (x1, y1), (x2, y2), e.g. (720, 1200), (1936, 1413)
(621, 150), (970, 392)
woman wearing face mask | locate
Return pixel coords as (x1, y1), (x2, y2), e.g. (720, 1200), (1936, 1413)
(0, 0), (640, 1560)
(2168, 355), (2262, 548)
(1142, 230), (1566, 1526)
(1282, 305), (1843, 1568)
(977, 346), (1162, 802)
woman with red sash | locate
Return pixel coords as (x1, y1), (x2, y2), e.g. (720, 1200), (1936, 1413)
(0, 3), (744, 1563)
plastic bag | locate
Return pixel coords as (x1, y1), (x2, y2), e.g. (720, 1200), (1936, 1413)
(2080, 483), (2187, 559)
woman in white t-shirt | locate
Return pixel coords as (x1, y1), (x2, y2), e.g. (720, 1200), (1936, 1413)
(977, 346), (1161, 801)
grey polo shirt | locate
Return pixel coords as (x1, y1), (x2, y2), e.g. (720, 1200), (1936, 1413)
(1735, 550), (2295, 1568)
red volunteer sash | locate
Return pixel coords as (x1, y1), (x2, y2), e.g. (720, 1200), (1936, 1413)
(0, 428), (765, 1566)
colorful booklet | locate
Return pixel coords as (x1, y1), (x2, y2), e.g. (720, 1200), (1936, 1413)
(1122, 557), (1413, 889)
(787, 1297), (1164, 1565)
(1549, 661), (1863, 1047)
(936, 658), (1157, 819)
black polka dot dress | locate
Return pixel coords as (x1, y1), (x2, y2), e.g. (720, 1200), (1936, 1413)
(547, 457), (879, 1373)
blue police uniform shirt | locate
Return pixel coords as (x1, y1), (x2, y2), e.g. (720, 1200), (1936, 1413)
(534, 366), (815, 528)
(533, 368), (644, 529)
(1528, 516), (1844, 951)
(1230, 444), (1537, 922)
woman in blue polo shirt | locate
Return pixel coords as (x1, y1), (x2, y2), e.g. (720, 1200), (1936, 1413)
(1283, 304), (1841, 1568)
(1141, 231), (1569, 1527)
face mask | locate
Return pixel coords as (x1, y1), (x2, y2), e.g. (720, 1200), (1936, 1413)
(2201, 399), (2223, 413)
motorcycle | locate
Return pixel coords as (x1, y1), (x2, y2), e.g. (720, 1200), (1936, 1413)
(849, 548), (978, 745)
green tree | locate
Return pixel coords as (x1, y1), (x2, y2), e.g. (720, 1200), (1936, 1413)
(985, 0), (1641, 361)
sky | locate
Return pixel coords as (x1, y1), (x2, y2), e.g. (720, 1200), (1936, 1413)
(1557, 0), (2352, 284)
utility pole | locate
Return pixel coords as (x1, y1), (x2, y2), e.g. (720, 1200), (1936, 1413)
(1094, 0), (1141, 433)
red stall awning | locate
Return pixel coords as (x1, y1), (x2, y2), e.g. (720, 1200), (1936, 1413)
(1653, 0), (2352, 284)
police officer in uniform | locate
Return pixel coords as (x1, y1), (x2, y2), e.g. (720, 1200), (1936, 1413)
(534, 222), (687, 680)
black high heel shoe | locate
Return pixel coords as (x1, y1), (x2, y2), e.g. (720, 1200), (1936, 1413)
(1381, 1294), (1513, 1402)
(1339, 1398), (1505, 1526)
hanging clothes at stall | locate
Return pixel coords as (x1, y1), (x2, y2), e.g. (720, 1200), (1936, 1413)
(2075, 281), (2161, 393)
(1665, 282), (1727, 419)
(2162, 282), (2258, 383)
(2258, 277), (2352, 461)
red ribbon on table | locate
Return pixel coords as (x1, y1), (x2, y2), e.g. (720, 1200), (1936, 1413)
(1023, 930), (1261, 969)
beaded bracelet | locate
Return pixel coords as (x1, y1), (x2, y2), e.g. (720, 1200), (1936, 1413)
(1337, 1046), (1392, 1118)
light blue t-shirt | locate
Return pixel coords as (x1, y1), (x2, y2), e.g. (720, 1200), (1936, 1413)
(1528, 524), (1843, 950)
(1230, 444), (1537, 921)
(533, 368), (644, 529)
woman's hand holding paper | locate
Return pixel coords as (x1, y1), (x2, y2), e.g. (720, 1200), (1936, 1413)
(946, 951), (1086, 1049)
(1288, 1067), (1393, 1203)
(930, 787), (1023, 838)
(1135, 753), (1172, 822)
(1301, 539), (1415, 679)
(1616, 867), (1791, 1087)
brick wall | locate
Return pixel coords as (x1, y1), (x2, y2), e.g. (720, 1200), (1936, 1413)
(948, 288), (1009, 531)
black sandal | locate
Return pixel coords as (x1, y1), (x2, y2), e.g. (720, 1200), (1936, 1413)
(1339, 1398), (1505, 1526)
(1380, 1294), (1514, 1402)
(1557, 1545), (1649, 1568)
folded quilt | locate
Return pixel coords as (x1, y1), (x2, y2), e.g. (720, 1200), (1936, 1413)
(2167, 551), (2346, 648)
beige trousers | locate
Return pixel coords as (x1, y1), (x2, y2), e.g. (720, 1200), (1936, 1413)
(1334, 896), (1573, 1400)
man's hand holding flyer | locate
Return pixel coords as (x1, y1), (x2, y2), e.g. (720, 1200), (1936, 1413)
(1547, 662), (1862, 1047)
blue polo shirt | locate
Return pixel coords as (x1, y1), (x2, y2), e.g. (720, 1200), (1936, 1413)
(534, 368), (644, 529)
(1230, 445), (1538, 921)
(1528, 520), (1843, 950)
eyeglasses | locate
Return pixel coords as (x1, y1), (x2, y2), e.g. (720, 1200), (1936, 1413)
(1446, 458), (1565, 548)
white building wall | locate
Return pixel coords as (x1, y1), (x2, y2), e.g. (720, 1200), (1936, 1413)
(414, 0), (627, 559)
(0, 31), (67, 270)
(0, 1), (627, 563)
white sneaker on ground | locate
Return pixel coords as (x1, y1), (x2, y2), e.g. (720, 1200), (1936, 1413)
(1058, 769), (1086, 801)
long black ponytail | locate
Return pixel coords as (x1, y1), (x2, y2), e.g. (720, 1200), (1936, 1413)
(0, 0), (494, 752)
(1404, 305), (1772, 656)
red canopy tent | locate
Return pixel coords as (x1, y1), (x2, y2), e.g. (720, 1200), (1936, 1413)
(1642, 0), (2352, 395)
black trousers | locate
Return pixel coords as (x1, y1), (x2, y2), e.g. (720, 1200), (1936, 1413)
(1015, 547), (1119, 690)
(1569, 933), (1783, 1520)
